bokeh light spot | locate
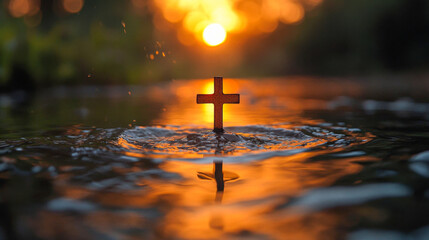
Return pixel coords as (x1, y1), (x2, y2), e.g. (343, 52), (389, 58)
(151, 0), (320, 46)
(280, 1), (304, 24)
(202, 23), (227, 47)
(8, 0), (30, 18)
(63, 0), (84, 14)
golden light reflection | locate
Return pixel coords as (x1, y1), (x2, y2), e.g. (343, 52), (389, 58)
(52, 152), (376, 239)
(150, 0), (322, 46)
(112, 79), (376, 161)
(152, 78), (333, 128)
(158, 155), (361, 239)
(202, 80), (215, 124)
(161, 79), (245, 128)
(25, 78), (378, 239)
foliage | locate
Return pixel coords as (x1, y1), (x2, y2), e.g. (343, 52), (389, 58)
(1, 0), (429, 90)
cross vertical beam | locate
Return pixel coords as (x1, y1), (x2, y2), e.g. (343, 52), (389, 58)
(213, 77), (224, 132)
(197, 77), (240, 133)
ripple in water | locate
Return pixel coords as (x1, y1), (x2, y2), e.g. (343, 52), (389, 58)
(116, 124), (368, 162)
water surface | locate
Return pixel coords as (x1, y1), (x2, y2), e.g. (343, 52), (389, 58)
(1, 77), (429, 239)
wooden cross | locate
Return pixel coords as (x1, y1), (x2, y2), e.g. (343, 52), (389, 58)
(197, 77), (240, 133)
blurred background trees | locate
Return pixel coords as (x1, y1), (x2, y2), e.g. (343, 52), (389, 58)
(1, 0), (428, 90)
(286, 0), (429, 75)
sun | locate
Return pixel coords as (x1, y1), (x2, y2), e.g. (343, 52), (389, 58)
(202, 23), (227, 47)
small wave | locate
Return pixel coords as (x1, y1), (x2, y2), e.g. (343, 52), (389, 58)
(115, 124), (366, 162)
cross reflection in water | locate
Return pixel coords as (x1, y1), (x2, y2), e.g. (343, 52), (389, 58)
(196, 132), (240, 230)
(197, 133), (239, 193)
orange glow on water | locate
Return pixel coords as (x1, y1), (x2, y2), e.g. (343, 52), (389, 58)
(156, 155), (366, 239)
(201, 81), (215, 124)
(152, 78), (329, 128)
(202, 79), (215, 94)
(52, 153), (372, 239)
(151, 0), (320, 46)
(161, 79), (244, 128)
(26, 78), (376, 240)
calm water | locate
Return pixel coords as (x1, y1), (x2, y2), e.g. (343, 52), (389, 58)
(1, 77), (429, 240)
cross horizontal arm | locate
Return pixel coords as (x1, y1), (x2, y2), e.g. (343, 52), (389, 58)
(222, 94), (240, 104)
(197, 94), (215, 104)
